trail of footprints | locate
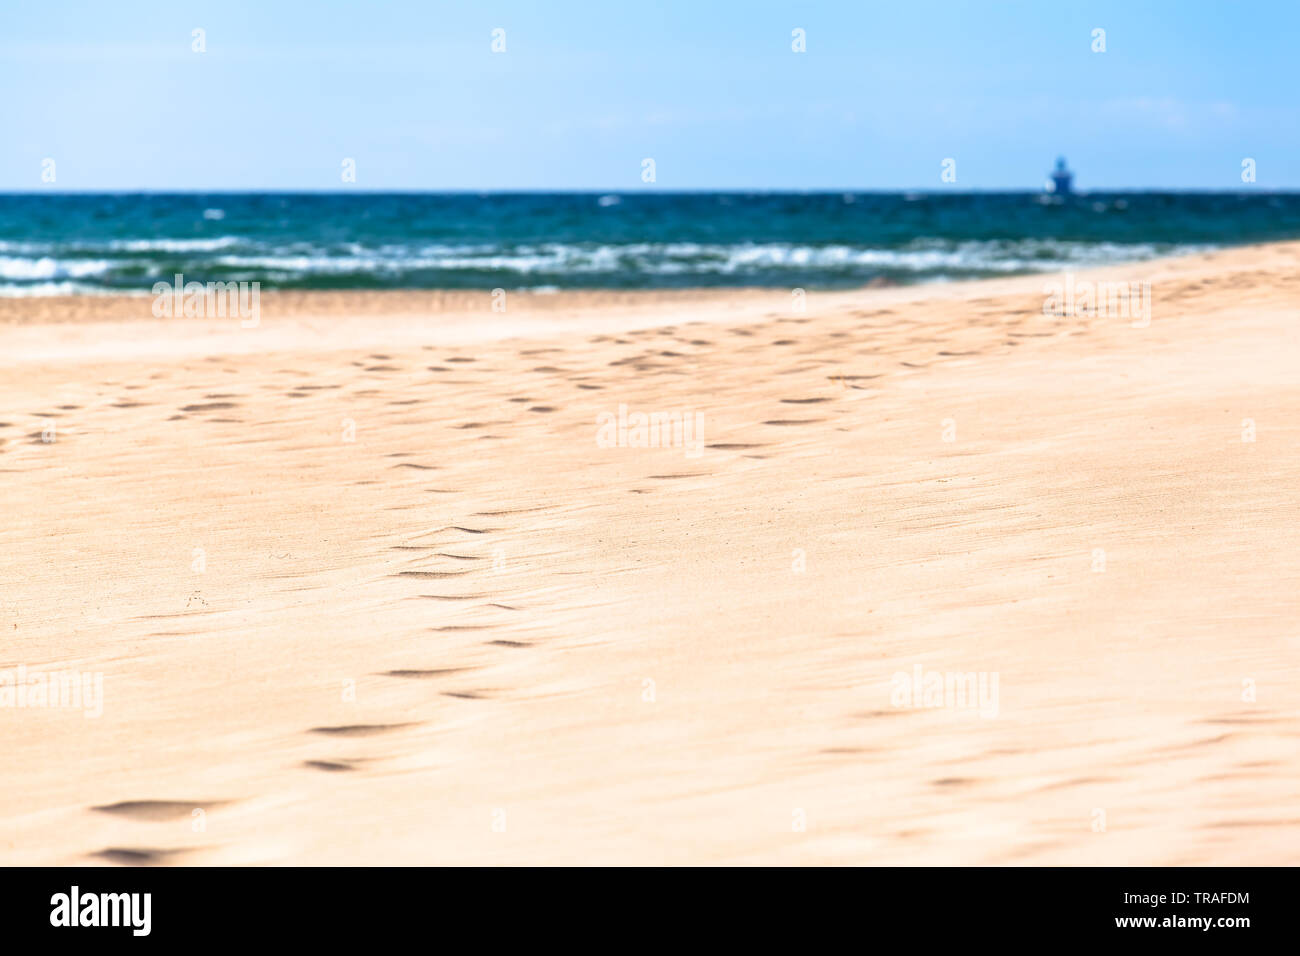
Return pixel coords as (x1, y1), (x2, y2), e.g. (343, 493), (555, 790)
(85, 801), (229, 866)
(294, 515), (543, 782)
(55, 281), (1210, 862)
(6, 287), (1069, 462)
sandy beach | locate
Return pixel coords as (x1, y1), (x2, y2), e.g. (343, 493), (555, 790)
(2, 241), (1298, 866)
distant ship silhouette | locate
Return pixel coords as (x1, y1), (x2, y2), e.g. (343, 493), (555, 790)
(1046, 157), (1074, 195)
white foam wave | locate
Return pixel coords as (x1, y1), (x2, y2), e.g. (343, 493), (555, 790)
(212, 239), (1206, 276)
(0, 257), (113, 280)
(108, 237), (241, 253)
(0, 237), (1211, 293)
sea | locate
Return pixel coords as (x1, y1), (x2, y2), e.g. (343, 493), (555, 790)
(1, 191), (1297, 295)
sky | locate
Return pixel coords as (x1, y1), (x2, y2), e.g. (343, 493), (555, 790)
(2, 0), (1297, 191)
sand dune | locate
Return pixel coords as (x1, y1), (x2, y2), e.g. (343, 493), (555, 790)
(2, 243), (1298, 865)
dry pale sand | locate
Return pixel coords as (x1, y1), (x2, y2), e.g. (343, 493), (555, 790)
(2, 243), (1298, 866)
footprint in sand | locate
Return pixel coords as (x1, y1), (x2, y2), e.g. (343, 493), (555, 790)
(93, 800), (226, 821)
(303, 760), (357, 772)
(93, 847), (187, 866)
(383, 668), (469, 678)
(308, 723), (417, 737)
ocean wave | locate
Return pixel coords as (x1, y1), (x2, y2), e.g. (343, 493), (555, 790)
(199, 239), (1205, 277)
(0, 237), (243, 256)
(0, 256), (114, 280)
(0, 236), (1215, 292)
(0, 191), (1290, 294)
(108, 237), (242, 253)
(0, 281), (127, 297)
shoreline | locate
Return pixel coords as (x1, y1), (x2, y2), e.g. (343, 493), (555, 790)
(1, 242), (1290, 367)
(1, 239), (1284, 321)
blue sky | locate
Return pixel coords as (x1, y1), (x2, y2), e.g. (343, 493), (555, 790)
(3, 0), (1297, 190)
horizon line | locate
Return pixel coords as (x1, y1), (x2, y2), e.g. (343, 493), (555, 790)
(1, 187), (1294, 196)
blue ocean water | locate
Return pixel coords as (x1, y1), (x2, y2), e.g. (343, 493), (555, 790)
(1, 192), (1297, 294)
